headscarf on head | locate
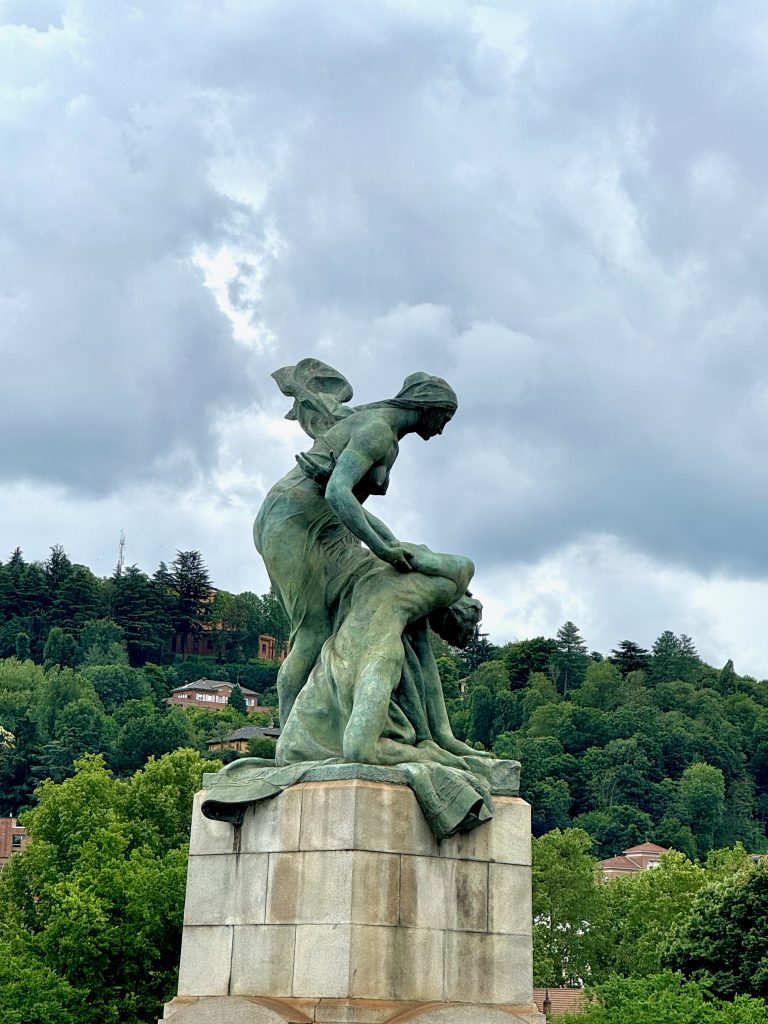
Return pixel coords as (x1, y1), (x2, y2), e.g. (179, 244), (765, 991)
(389, 372), (458, 413)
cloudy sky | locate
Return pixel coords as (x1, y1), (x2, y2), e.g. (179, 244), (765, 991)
(3, 0), (768, 675)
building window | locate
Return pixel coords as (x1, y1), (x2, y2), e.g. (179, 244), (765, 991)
(11, 835), (22, 848)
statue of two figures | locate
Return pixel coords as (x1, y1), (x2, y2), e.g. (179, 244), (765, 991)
(202, 359), (520, 839)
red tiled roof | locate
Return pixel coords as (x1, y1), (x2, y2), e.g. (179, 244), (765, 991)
(533, 988), (586, 1016)
(623, 842), (668, 855)
(599, 855), (641, 871)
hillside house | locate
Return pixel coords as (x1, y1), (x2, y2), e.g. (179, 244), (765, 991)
(598, 842), (669, 880)
(167, 679), (275, 717)
(0, 817), (29, 869)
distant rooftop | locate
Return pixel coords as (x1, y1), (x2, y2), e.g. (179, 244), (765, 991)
(623, 842), (668, 855)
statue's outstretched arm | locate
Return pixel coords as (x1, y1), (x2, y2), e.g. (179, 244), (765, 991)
(364, 508), (398, 545)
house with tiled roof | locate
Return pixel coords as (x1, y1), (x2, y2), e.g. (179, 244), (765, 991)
(599, 842), (668, 879)
(167, 679), (275, 717)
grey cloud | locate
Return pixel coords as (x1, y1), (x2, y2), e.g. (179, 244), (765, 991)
(4, 0), (768, 583)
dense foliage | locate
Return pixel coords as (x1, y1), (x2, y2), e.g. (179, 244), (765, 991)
(2, 544), (768, 1020)
(0, 750), (219, 1024)
(439, 621), (768, 858)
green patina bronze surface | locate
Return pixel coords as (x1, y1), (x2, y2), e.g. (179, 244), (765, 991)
(202, 359), (520, 837)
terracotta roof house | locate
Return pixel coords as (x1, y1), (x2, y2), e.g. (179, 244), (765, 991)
(207, 726), (281, 753)
(167, 679), (275, 717)
(599, 842), (668, 879)
(533, 987), (586, 1017)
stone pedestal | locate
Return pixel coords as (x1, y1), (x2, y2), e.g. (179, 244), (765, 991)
(162, 780), (544, 1024)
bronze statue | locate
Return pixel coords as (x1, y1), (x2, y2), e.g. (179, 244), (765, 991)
(202, 359), (519, 838)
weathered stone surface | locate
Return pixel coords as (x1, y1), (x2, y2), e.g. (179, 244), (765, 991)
(399, 856), (487, 932)
(444, 933), (533, 1005)
(487, 864), (532, 936)
(177, 926), (233, 996)
(162, 996), (312, 1023)
(347, 781), (438, 858)
(230, 926), (296, 998)
(293, 924), (353, 998)
(403, 1007), (543, 1024)
(184, 853), (268, 926)
(349, 926), (445, 1002)
(439, 798), (531, 866)
(267, 850), (400, 926)
(298, 782), (358, 851)
(240, 785), (303, 853)
(169, 782), (541, 1023)
(189, 791), (236, 856)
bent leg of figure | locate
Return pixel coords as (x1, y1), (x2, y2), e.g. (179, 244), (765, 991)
(276, 613), (331, 727)
(341, 623), (470, 771)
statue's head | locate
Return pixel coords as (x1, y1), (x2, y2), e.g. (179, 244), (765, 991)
(390, 372), (458, 439)
(430, 594), (483, 649)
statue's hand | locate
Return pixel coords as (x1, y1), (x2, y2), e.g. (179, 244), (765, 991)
(379, 542), (414, 573)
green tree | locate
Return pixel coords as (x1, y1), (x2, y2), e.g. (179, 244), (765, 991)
(609, 640), (650, 676)
(532, 827), (599, 986)
(589, 851), (709, 980)
(81, 664), (151, 715)
(0, 751), (219, 1024)
(675, 762), (726, 856)
(248, 735), (277, 758)
(650, 631), (700, 684)
(554, 621), (588, 697)
(574, 806), (653, 858)
(502, 636), (559, 690)
(573, 660), (624, 712)
(663, 862), (768, 1000)
(228, 683), (248, 715)
(14, 631), (30, 661)
(111, 565), (173, 665)
(719, 659), (738, 697)
(467, 685), (495, 748)
(569, 972), (768, 1024)
(79, 618), (127, 666)
(42, 627), (78, 669)
(436, 656), (460, 699)
(169, 550), (212, 656)
(51, 565), (104, 635)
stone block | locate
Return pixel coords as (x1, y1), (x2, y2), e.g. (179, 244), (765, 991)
(184, 854), (269, 926)
(177, 926), (234, 996)
(439, 799), (530, 866)
(240, 787), (303, 854)
(268, 850), (400, 926)
(189, 792), (236, 856)
(408, 1007), (544, 1024)
(347, 925), (444, 1002)
(444, 932), (533, 1005)
(399, 856), (487, 932)
(230, 925), (296, 998)
(298, 783), (358, 850)
(487, 864), (532, 936)
(162, 996), (310, 1024)
(293, 924), (352, 998)
(350, 782), (439, 857)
